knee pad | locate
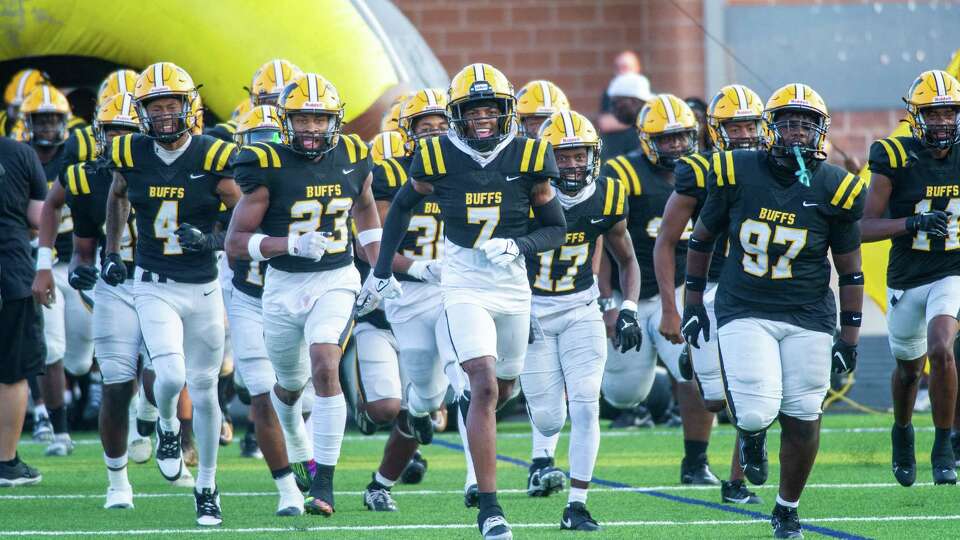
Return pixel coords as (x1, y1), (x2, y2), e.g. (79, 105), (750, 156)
(568, 399), (599, 428)
(151, 353), (186, 393)
(527, 399), (566, 437)
(63, 352), (94, 377)
(98, 355), (139, 386)
(406, 382), (446, 417)
(236, 357), (276, 397)
(736, 408), (778, 433)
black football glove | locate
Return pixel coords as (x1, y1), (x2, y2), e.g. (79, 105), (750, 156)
(175, 223), (223, 253)
(101, 253), (127, 286)
(68, 265), (98, 291)
(906, 210), (950, 238)
(678, 345), (694, 381)
(615, 309), (642, 353)
(681, 303), (710, 349)
(832, 339), (858, 375)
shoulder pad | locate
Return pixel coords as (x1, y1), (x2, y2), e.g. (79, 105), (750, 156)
(676, 153), (712, 189)
(202, 137), (239, 173)
(340, 133), (369, 164)
(63, 163), (92, 196)
(236, 142), (281, 169)
(110, 133), (136, 169)
(869, 136), (912, 172)
(603, 155), (641, 195)
(601, 177), (628, 217)
(517, 137), (552, 174)
(378, 157), (408, 188)
(710, 151), (737, 187)
(417, 135), (447, 176)
(825, 170), (867, 214)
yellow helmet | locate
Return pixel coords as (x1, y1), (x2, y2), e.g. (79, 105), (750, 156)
(234, 105), (282, 146)
(904, 70), (960, 149)
(380, 97), (406, 134)
(706, 84), (764, 151)
(20, 85), (71, 146)
(400, 88), (448, 142)
(96, 69), (139, 106)
(538, 110), (602, 193)
(231, 99), (254, 122)
(277, 72), (344, 158)
(762, 83), (830, 160)
(370, 130), (409, 163)
(93, 92), (140, 156)
(447, 63), (515, 151)
(516, 80), (570, 136)
(250, 59), (304, 106)
(190, 92), (204, 135)
(637, 94), (698, 168)
(10, 118), (26, 142)
(133, 62), (197, 143)
(4, 69), (48, 109)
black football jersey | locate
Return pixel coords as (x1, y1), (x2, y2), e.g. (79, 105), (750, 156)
(869, 136), (960, 289)
(217, 207), (266, 298)
(602, 151), (688, 299)
(61, 126), (98, 174)
(408, 135), (559, 249)
(527, 177), (627, 296)
(233, 134), (372, 273)
(60, 159), (137, 276)
(699, 150), (865, 333)
(372, 154), (444, 282)
(110, 133), (237, 283)
(205, 122), (236, 143)
(38, 143), (74, 261)
(675, 152), (726, 281)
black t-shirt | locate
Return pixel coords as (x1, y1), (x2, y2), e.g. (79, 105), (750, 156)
(0, 138), (47, 300)
(674, 152), (726, 281)
(599, 128), (639, 163)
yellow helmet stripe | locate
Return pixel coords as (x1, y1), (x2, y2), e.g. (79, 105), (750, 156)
(381, 133), (393, 160)
(539, 81), (552, 109)
(734, 85), (748, 110)
(15, 71), (32, 101)
(473, 63), (486, 83)
(933, 70), (947, 97)
(41, 85), (51, 106)
(307, 74), (319, 103)
(153, 63), (164, 90)
(561, 111), (575, 138)
(661, 95), (677, 124)
(117, 70), (128, 94)
(273, 60), (284, 89)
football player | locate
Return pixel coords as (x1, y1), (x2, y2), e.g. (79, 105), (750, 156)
(599, 94), (722, 485)
(515, 80), (569, 137)
(2, 69), (48, 137)
(249, 59), (304, 107)
(58, 92), (140, 508)
(357, 63), (565, 540)
(225, 72), (382, 517)
(861, 70), (960, 486)
(654, 85), (765, 504)
(682, 83), (864, 538)
(206, 100), (254, 143)
(522, 110), (640, 531)
(104, 62), (241, 526)
(26, 84), (95, 457)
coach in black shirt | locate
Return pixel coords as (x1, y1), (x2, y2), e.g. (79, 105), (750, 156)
(0, 136), (46, 486)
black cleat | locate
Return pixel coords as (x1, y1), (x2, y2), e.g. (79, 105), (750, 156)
(609, 406), (654, 429)
(680, 457), (720, 485)
(951, 431), (960, 467)
(561, 502), (601, 531)
(721, 479), (762, 504)
(402, 411), (434, 445)
(399, 451), (427, 484)
(155, 423), (184, 482)
(478, 509), (513, 540)
(305, 464), (335, 516)
(891, 423), (916, 487)
(464, 483), (479, 508)
(239, 431), (263, 459)
(355, 409), (378, 436)
(932, 434), (957, 485)
(194, 487), (223, 527)
(0, 458), (42, 487)
(527, 457), (565, 497)
(363, 474), (398, 511)
(291, 460), (314, 492)
(739, 431), (769, 485)
(137, 419), (157, 438)
(771, 503), (803, 538)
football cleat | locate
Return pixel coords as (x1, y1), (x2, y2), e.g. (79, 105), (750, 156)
(136, 419), (157, 438)
(891, 423), (916, 487)
(399, 451), (428, 485)
(464, 483), (479, 508)
(951, 431), (960, 467)
(0, 459), (41, 487)
(194, 487), (223, 527)
(104, 485), (134, 510)
(44, 434), (74, 457)
(291, 460), (314, 492)
(527, 457), (565, 497)
(681, 457), (720, 485)
(128, 436), (152, 464)
(170, 467), (195, 488)
(155, 424), (184, 481)
(560, 502), (601, 532)
(609, 406), (654, 429)
(932, 430), (957, 484)
(363, 475), (398, 512)
(403, 411), (434, 445)
(771, 503), (803, 539)
(739, 431), (769, 485)
(305, 464), (335, 516)
(479, 513), (513, 540)
(32, 414), (53, 442)
(276, 483), (304, 516)
(239, 431), (263, 459)
(721, 479), (762, 504)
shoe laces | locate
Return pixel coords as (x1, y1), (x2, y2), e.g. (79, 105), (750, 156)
(367, 487), (393, 506)
(482, 515), (508, 534)
(157, 430), (180, 458)
(196, 490), (220, 516)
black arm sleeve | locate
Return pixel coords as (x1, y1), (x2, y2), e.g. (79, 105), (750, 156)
(373, 181), (425, 278)
(514, 196), (566, 257)
(828, 219), (861, 255)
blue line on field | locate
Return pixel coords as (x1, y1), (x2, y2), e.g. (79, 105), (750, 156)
(432, 437), (871, 540)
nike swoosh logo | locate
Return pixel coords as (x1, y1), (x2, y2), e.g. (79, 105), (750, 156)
(203, 289), (215, 296)
(342, 168), (355, 174)
(190, 173), (205, 179)
(561, 518), (572, 528)
(683, 316), (699, 330)
(506, 175), (521, 182)
(591, 218), (605, 224)
(802, 201), (818, 207)
(852, 316), (861, 321)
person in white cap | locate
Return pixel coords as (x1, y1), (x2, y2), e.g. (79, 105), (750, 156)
(599, 72), (654, 161)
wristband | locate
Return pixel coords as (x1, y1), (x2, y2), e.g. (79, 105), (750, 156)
(36, 247), (54, 271)
(687, 236), (715, 253)
(840, 311), (862, 327)
(685, 275), (707, 292)
(357, 228), (383, 246)
(620, 300), (638, 313)
(838, 272), (864, 286)
(247, 233), (268, 261)
(598, 297), (617, 312)
(287, 234), (299, 256)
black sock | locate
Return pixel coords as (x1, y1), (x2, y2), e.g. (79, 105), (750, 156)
(310, 464), (335, 500)
(0, 454), (20, 467)
(49, 406), (68, 434)
(684, 439), (709, 463)
(26, 376), (41, 402)
(934, 427), (953, 460)
(477, 491), (499, 512)
(530, 456), (553, 471)
(271, 465), (293, 480)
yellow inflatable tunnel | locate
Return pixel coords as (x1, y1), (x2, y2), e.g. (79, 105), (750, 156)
(0, 0), (447, 138)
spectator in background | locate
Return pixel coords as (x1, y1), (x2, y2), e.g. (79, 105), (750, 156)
(599, 51), (642, 115)
(0, 136), (47, 487)
(684, 97), (711, 153)
(599, 72), (653, 162)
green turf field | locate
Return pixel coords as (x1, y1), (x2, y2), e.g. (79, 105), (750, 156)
(1, 413), (957, 539)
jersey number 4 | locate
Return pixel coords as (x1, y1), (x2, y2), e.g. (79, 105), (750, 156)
(739, 219), (807, 279)
(913, 198), (960, 251)
(154, 200), (182, 255)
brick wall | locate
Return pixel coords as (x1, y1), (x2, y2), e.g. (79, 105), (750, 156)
(394, 0), (900, 165)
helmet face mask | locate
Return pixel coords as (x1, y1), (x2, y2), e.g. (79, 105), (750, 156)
(767, 108), (828, 161)
(648, 129), (696, 168)
(284, 111), (340, 158)
(450, 96), (513, 152)
(410, 112), (448, 141)
(25, 112), (67, 147)
(520, 114), (549, 138)
(138, 95), (192, 144)
(553, 145), (597, 194)
(717, 118), (762, 150)
(914, 105), (960, 149)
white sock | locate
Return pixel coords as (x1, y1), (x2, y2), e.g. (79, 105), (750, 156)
(375, 471), (396, 487)
(275, 471), (302, 499)
(531, 418), (559, 460)
(270, 388), (312, 463)
(34, 404), (49, 420)
(568, 486), (588, 504)
(127, 395), (140, 444)
(776, 494), (799, 508)
(568, 401), (601, 484)
(188, 383), (221, 483)
(311, 393), (346, 466)
(197, 466), (217, 491)
(457, 405), (476, 488)
(104, 453), (130, 488)
(136, 387), (158, 423)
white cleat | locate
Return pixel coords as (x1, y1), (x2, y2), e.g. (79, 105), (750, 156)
(128, 437), (152, 464)
(104, 485), (134, 510)
(155, 426), (184, 481)
(44, 435), (74, 457)
(276, 490), (305, 516)
(170, 467), (195, 488)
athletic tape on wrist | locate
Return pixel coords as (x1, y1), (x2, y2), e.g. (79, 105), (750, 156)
(36, 247), (53, 271)
(248, 233), (268, 261)
(357, 228), (383, 246)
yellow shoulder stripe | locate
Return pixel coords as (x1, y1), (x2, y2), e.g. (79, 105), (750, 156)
(830, 173), (865, 210)
(216, 142), (238, 171)
(431, 136), (445, 174)
(351, 134), (369, 161)
(73, 129), (89, 161)
(251, 143), (280, 168)
(77, 165), (90, 194)
(342, 133), (357, 163)
(843, 177), (866, 210)
(391, 158), (408, 185)
(244, 145), (268, 168)
(877, 139), (898, 169)
(533, 139), (548, 172)
(691, 152), (710, 170)
(519, 139), (536, 173)
(606, 159), (629, 193)
(419, 138), (434, 176)
(204, 139), (225, 171)
(111, 134), (134, 168)
(615, 156), (641, 195)
(712, 152), (735, 186)
(603, 178), (616, 215)
(616, 177), (627, 215)
(830, 173), (857, 207)
(66, 166), (77, 195)
(679, 156), (705, 188)
(888, 138), (907, 165)
(382, 161), (398, 188)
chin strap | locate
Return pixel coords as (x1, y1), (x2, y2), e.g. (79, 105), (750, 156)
(792, 145), (812, 187)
